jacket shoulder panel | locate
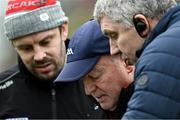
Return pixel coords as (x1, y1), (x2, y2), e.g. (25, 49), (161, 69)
(0, 65), (20, 85)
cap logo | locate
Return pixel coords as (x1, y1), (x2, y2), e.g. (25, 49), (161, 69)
(40, 12), (49, 21)
(67, 48), (74, 56)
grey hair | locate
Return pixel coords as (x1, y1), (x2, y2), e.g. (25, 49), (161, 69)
(94, 0), (177, 28)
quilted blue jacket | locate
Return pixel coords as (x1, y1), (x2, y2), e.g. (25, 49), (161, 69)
(123, 5), (180, 119)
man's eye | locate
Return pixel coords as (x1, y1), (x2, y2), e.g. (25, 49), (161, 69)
(89, 75), (99, 80)
(110, 33), (117, 39)
(88, 72), (102, 81)
(19, 46), (32, 52)
(40, 40), (50, 46)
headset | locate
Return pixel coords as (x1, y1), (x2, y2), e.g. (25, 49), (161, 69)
(133, 17), (147, 38)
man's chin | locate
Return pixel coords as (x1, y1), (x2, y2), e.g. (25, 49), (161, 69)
(101, 104), (117, 111)
(34, 72), (56, 81)
(30, 67), (60, 80)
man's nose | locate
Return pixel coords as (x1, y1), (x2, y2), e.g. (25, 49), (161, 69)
(110, 40), (120, 55)
(34, 50), (46, 61)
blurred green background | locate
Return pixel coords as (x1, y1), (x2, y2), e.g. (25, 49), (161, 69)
(0, 0), (96, 72)
(61, 0), (96, 37)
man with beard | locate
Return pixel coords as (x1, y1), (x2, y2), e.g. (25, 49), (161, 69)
(0, 0), (106, 119)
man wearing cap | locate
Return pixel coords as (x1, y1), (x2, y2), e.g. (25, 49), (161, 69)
(0, 0), (106, 119)
(56, 19), (135, 119)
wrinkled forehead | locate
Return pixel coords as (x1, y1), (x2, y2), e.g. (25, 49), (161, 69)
(100, 16), (122, 33)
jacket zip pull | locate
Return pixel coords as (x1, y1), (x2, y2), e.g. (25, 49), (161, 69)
(51, 86), (57, 119)
(51, 88), (56, 101)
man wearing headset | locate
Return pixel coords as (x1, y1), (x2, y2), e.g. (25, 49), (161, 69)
(94, 0), (180, 119)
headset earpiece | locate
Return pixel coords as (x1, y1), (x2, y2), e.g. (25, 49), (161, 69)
(133, 18), (147, 38)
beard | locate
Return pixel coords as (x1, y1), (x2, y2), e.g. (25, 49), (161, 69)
(28, 58), (61, 81)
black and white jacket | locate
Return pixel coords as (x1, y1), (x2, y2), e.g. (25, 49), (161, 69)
(0, 59), (106, 119)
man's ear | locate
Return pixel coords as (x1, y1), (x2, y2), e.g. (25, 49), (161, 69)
(126, 64), (135, 75)
(11, 39), (18, 49)
(133, 14), (150, 38)
(123, 60), (135, 75)
(11, 41), (15, 47)
(124, 60), (135, 88)
(59, 22), (68, 42)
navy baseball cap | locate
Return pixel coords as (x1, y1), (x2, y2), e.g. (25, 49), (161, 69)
(55, 19), (110, 82)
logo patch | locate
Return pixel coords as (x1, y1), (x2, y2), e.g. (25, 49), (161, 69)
(137, 74), (148, 88)
(40, 13), (49, 21)
(0, 80), (13, 90)
(67, 48), (74, 55)
(6, 117), (29, 120)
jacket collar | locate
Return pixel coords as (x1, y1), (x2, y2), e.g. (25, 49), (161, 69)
(18, 56), (33, 78)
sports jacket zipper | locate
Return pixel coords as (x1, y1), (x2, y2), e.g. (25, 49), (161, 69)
(51, 85), (57, 119)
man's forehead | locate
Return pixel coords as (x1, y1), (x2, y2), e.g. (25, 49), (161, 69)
(101, 24), (119, 35)
(13, 28), (58, 43)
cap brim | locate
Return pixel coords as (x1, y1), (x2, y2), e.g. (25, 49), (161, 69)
(55, 56), (100, 82)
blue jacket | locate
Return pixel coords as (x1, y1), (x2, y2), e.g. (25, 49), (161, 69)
(123, 5), (180, 119)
